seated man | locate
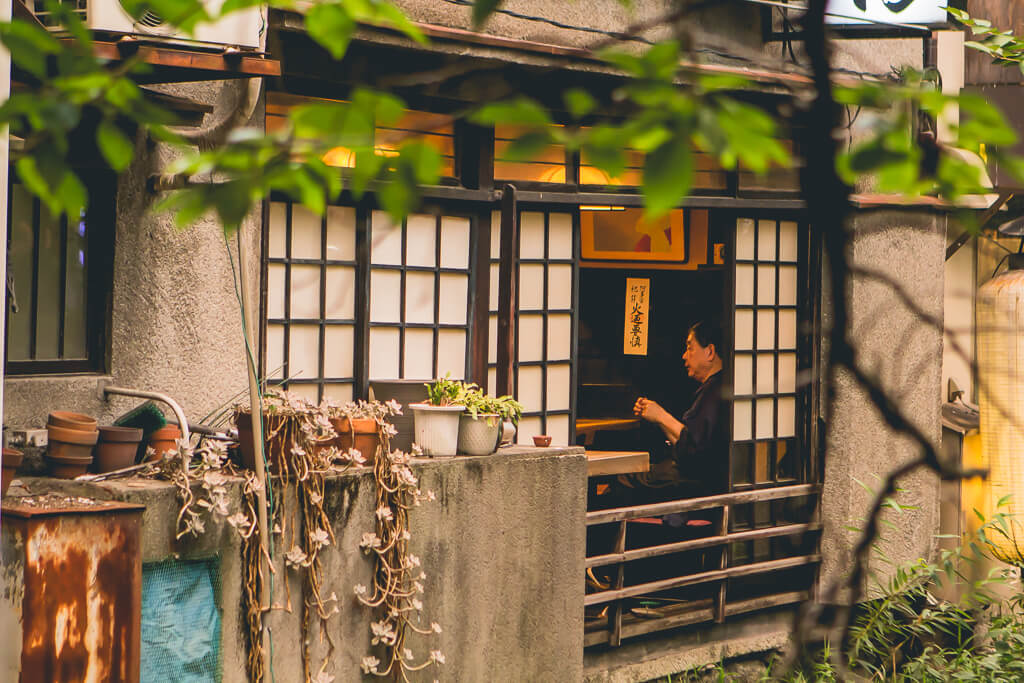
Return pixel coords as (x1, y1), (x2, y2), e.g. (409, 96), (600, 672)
(632, 319), (728, 498)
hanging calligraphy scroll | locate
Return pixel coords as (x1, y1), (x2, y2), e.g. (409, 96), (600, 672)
(623, 278), (650, 356)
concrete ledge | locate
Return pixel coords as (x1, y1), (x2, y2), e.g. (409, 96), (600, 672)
(5, 445), (587, 682)
(584, 609), (793, 683)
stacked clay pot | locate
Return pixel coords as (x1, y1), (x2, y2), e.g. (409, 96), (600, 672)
(95, 426), (144, 473)
(46, 411), (98, 478)
(146, 424), (182, 461)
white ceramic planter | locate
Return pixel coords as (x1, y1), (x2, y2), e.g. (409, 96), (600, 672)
(410, 404), (465, 456)
(457, 414), (502, 456)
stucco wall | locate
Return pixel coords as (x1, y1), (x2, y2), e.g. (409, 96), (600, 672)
(3, 81), (261, 431)
(820, 210), (944, 601)
(3, 446), (587, 682)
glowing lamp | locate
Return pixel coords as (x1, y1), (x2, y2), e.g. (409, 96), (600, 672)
(977, 252), (1024, 562)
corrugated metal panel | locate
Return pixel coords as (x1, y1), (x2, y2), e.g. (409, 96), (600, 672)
(3, 499), (143, 682)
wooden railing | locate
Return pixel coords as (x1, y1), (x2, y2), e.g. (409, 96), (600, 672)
(585, 483), (822, 647)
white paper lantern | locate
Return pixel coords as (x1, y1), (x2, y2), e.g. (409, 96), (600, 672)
(977, 265), (1024, 562)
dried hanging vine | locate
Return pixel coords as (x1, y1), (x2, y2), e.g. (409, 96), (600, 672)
(354, 428), (443, 679)
(150, 389), (441, 682)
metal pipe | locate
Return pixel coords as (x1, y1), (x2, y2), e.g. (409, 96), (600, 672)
(102, 385), (192, 445)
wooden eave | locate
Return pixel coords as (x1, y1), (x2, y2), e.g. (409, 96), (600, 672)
(76, 40), (281, 84)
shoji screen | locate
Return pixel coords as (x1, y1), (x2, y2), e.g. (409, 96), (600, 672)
(367, 210), (473, 382)
(265, 202), (358, 403)
(487, 210), (576, 446)
(731, 217), (801, 486)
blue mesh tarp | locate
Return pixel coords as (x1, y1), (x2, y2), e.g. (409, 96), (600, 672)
(141, 559), (222, 682)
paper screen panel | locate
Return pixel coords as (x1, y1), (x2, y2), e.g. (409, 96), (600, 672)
(517, 416), (542, 445)
(547, 414), (570, 446)
(756, 398), (774, 440)
(269, 202), (287, 258)
(777, 397), (796, 438)
(325, 267), (355, 319)
(734, 400), (752, 440)
(368, 327), (400, 379)
(288, 324), (320, 381)
(371, 211), (403, 265)
(323, 383), (353, 403)
(290, 265), (321, 319)
(756, 310), (776, 350)
(548, 213), (573, 259)
(325, 206), (355, 261)
(779, 221), (798, 262)
(323, 326), (354, 378)
(518, 314), (545, 363)
(267, 264), (286, 319)
(520, 212), (545, 259)
(291, 206), (322, 260)
(406, 214), (436, 267)
(736, 265), (754, 305)
(403, 328), (435, 379)
(756, 354), (775, 395)
(289, 384), (319, 402)
(778, 353), (797, 394)
(734, 354), (753, 395)
(370, 270), (402, 323)
(265, 324), (285, 379)
(488, 314), (498, 364)
(437, 329), (466, 379)
(438, 274), (468, 325)
(757, 219), (776, 260)
(736, 218), (755, 260)
(548, 264), (573, 309)
(547, 314), (572, 361)
(546, 364), (571, 411)
(735, 310), (754, 350)
(757, 265), (776, 306)
(404, 272), (435, 325)
(440, 216), (470, 269)
(517, 366), (543, 413)
(519, 264), (545, 310)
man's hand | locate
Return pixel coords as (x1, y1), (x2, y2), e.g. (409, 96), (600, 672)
(633, 396), (684, 444)
(633, 397), (666, 424)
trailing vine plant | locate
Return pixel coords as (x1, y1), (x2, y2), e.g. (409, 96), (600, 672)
(149, 389), (442, 682)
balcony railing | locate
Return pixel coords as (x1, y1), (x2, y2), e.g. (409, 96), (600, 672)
(585, 483), (821, 647)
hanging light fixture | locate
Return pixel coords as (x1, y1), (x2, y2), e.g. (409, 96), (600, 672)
(976, 218), (1024, 564)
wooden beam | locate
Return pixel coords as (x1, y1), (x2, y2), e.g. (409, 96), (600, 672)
(586, 523), (822, 569)
(78, 40), (281, 79)
(584, 554), (820, 607)
(586, 483), (821, 525)
(495, 184), (517, 397)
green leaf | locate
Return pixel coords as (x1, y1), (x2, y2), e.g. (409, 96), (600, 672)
(305, 3), (356, 60)
(472, 0), (502, 28)
(397, 141), (442, 186)
(96, 120), (135, 171)
(564, 89), (596, 120)
(56, 170), (88, 219)
(470, 97), (552, 128)
(642, 135), (692, 218)
(503, 131), (551, 162)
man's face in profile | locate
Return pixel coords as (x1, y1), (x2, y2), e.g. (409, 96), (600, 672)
(682, 332), (713, 380)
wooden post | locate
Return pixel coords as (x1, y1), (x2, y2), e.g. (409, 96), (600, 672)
(495, 184), (517, 397)
(715, 505), (730, 623)
(609, 520), (627, 647)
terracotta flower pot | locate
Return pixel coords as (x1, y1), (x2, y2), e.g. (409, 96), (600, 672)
(48, 411), (98, 431)
(95, 426), (144, 473)
(330, 417), (380, 464)
(146, 425), (182, 461)
(233, 412), (287, 473)
(2, 447), (24, 496)
(47, 423), (98, 462)
(45, 453), (93, 479)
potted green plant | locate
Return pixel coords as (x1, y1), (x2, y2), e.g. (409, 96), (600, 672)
(409, 376), (467, 456)
(458, 386), (523, 456)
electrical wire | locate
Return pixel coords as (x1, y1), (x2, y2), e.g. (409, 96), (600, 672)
(437, 0), (654, 44)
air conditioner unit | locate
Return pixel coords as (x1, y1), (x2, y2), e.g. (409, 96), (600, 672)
(31, 0), (262, 50)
